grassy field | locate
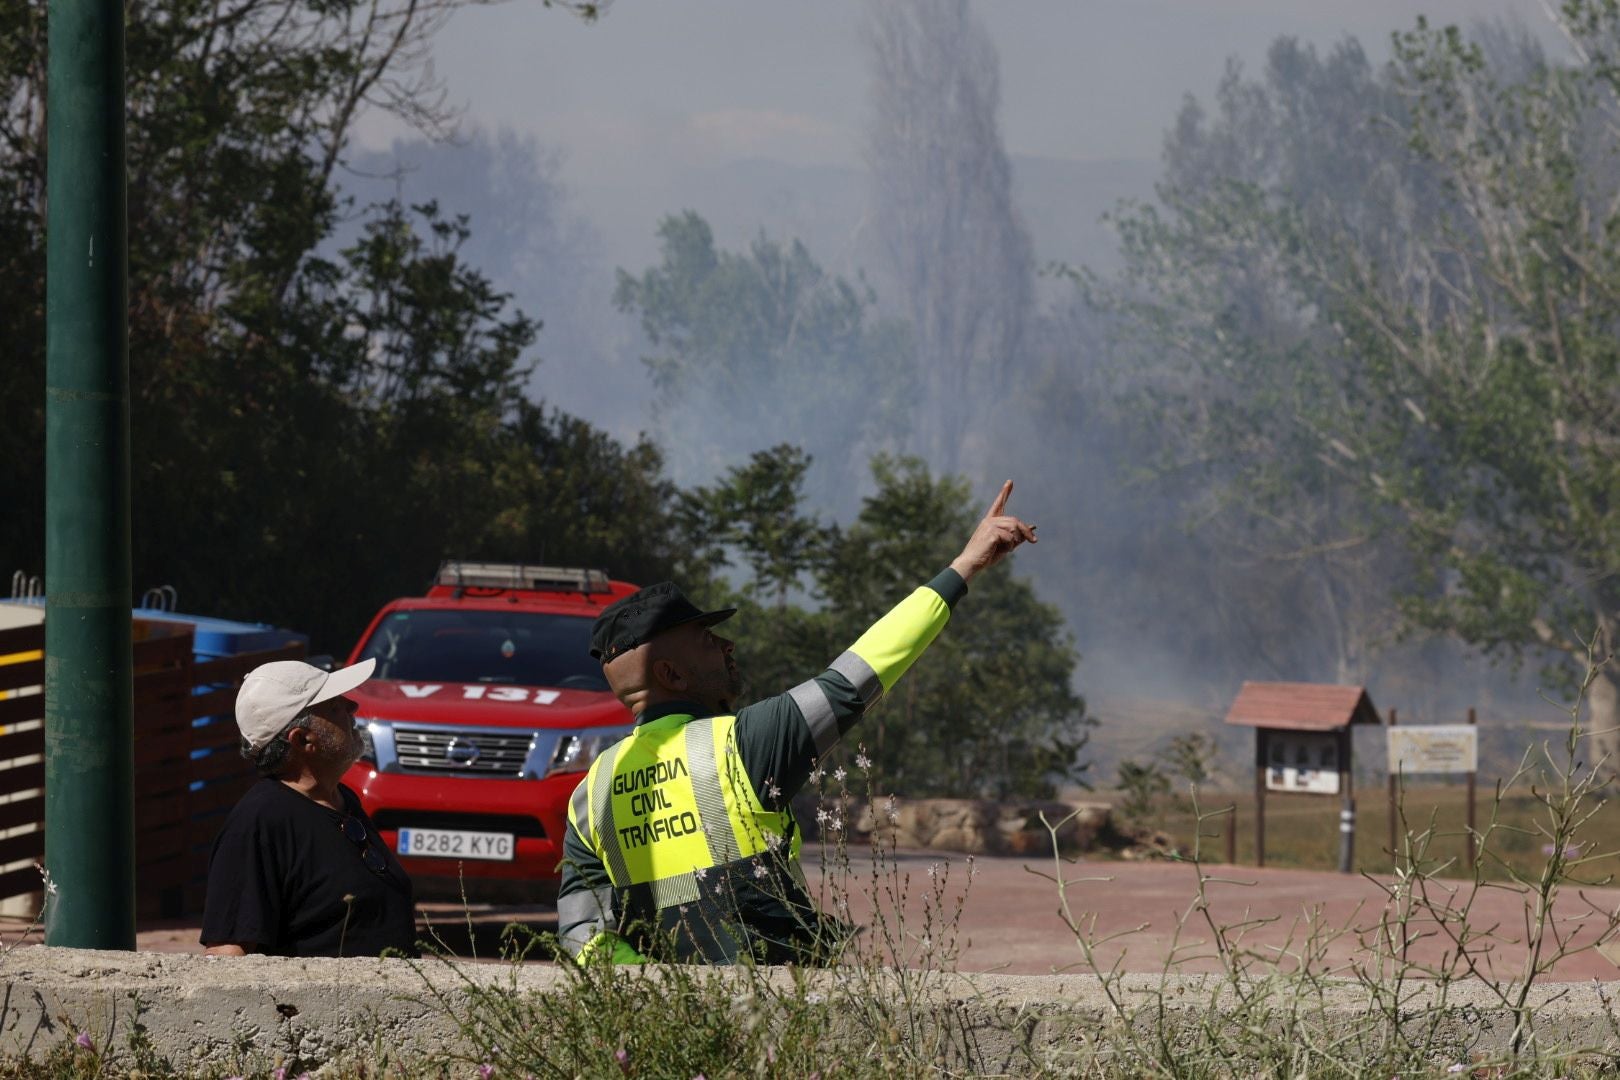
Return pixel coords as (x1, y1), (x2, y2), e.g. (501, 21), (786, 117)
(1140, 781), (1620, 884)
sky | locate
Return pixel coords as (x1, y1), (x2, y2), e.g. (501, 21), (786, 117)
(359, 0), (1560, 269)
(384, 0), (1559, 166)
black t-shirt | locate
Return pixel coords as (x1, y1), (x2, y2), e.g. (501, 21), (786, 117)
(201, 779), (417, 958)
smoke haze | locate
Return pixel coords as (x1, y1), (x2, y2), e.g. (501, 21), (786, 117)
(341, 1), (1572, 780)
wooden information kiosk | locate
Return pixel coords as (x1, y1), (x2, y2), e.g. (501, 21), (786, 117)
(1224, 681), (1382, 872)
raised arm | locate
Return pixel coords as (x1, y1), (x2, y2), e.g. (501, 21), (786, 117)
(735, 481), (1037, 803)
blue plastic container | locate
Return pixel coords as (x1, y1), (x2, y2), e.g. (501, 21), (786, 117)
(129, 609), (309, 663)
(131, 609), (310, 786)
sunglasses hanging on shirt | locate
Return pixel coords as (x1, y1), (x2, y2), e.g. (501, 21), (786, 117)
(339, 815), (393, 877)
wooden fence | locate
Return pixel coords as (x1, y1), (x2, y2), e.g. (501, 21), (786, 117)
(0, 619), (305, 919)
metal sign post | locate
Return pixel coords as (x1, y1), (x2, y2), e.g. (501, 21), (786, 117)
(1254, 729), (1267, 868)
(44, 0), (135, 947)
(1387, 707), (1399, 868)
(1467, 708), (1477, 869)
(1338, 726), (1354, 874)
(1386, 715), (1480, 870)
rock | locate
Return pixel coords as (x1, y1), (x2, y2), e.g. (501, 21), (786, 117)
(811, 794), (1133, 857)
(929, 825), (991, 854)
(1002, 828), (1050, 856)
(1057, 803), (1113, 853)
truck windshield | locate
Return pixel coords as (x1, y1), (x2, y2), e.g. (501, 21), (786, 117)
(357, 609), (608, 692)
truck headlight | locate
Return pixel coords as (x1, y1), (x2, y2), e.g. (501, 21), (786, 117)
(357, 721), (377, 766)
(546, 729), (631, 777)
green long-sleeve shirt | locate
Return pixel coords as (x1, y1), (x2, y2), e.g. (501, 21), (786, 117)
(556, 568), (967, 961)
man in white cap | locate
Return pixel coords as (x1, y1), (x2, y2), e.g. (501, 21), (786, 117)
(200, 658), (417, 957)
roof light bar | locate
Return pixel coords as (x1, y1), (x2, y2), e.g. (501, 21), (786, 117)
(436, 561), (611, 594)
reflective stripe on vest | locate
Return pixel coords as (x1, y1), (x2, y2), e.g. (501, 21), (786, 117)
(557, 885), (616, 954)
(844, 585), (950, 695)
(582, 713), (799, 912)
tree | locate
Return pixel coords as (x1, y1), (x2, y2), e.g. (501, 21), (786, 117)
(1102, 9), (1620, 767)
(861, 0), (1034, 477)
(818, 456), (1093, 799)
(0, 0), (692, 651)
(614, 212), (912, 509)
(347, 126), (621, 410)
(678, 445), (833, 702)
(1089, 36), (1428, 687)
(684, 449), (1093, 799)
(682, 445), (828, 611)
(1159, 732), (1219, 813)
(1114, 759), (1170, 829)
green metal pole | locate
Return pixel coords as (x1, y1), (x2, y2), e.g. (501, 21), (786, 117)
(44, 0), (134, 948)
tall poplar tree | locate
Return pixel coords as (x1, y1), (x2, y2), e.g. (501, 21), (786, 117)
(861, 0), (1034, 478)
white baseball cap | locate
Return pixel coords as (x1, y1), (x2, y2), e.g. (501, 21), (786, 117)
(235, 658), (377, 752)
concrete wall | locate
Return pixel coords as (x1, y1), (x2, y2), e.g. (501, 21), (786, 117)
(2, 947), (1619, 1073)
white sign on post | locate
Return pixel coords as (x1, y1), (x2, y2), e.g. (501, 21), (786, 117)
(1265, 731), (1341, 795)
(1387, 725), (1477, 775)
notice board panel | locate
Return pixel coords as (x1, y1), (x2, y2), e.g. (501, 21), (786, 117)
(1388, 725), (1477, 775)
(1266, 730), (1341, 795)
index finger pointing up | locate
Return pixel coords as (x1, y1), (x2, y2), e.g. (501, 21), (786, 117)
(988, 479), (1013, 518)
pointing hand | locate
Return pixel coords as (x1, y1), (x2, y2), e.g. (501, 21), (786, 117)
(948, 480), (1038, 584)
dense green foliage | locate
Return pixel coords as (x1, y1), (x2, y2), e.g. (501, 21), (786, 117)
(0, 0), (692, 651)
(0, 0), (1090, 800)
(1084, 35), (1421, 687)
(686, 445), (1092, 799)
(1098, 6), (1620, 763)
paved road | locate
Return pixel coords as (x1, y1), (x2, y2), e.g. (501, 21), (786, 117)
(108, 850), (1620, 981)
(808, 849), (1620, 981)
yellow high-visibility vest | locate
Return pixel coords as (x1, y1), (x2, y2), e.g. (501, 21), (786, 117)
(561, 581), (956, 962)
(569, 711), (803, 911)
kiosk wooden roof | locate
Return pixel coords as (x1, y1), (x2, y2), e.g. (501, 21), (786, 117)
(1223, 681), (1381, 731)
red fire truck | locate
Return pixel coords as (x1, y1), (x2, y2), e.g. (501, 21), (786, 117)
(340, 562), (638, 901)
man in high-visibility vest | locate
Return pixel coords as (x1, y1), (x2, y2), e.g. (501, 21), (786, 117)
(557, 480), (1038, 964)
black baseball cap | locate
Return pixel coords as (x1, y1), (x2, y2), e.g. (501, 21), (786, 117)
(589, 582), (736, 661)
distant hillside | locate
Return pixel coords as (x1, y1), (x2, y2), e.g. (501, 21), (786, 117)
(1084, 695), (1239, 789)
(578, 152), (1160, 284)
(1011, 154), (1161, 273)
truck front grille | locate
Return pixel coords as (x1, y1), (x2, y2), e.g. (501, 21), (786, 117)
(393, 727), (533, 776)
